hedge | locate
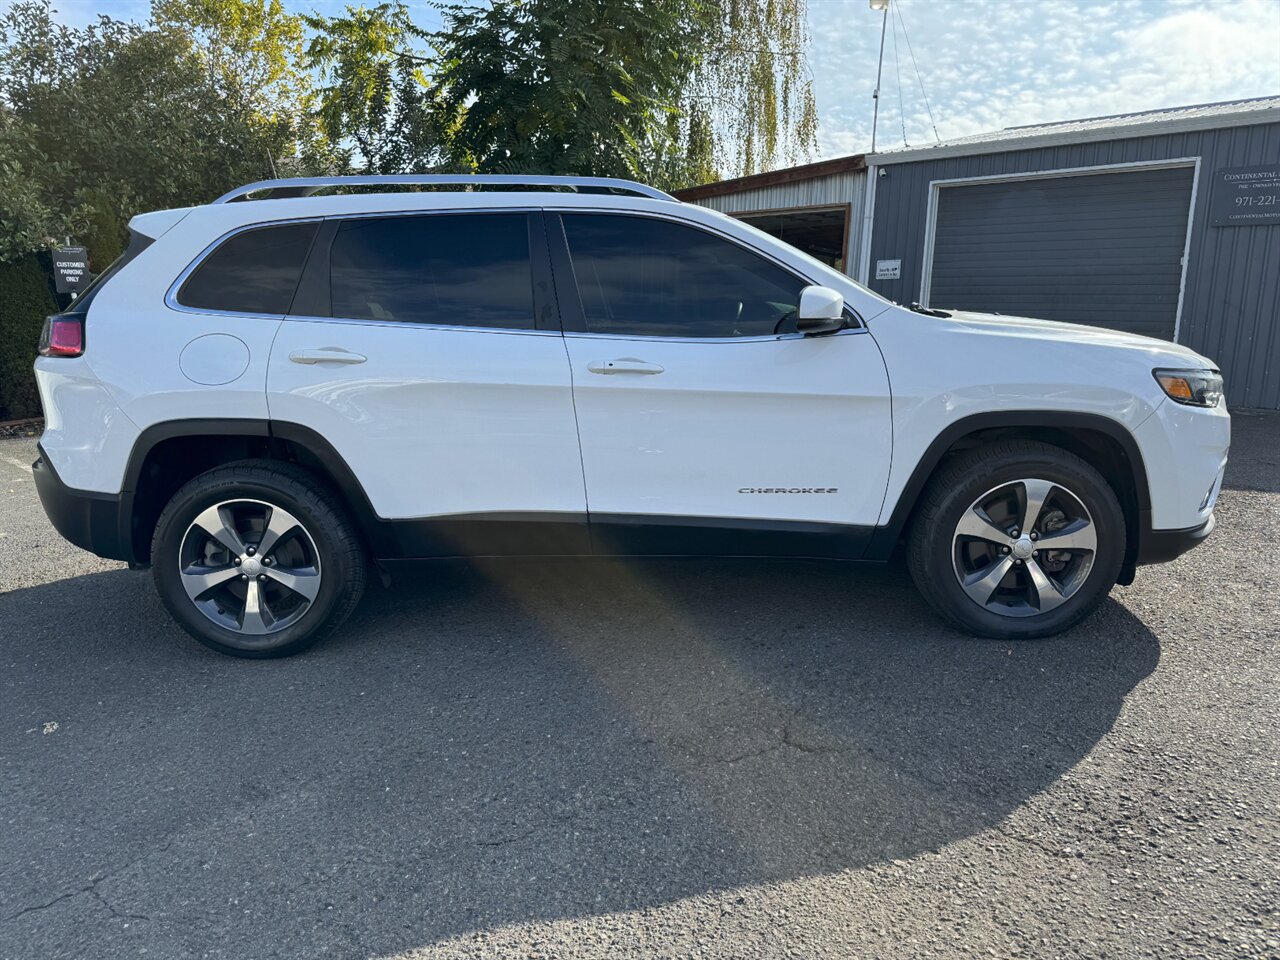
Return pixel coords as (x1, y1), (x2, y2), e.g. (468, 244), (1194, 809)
(0, 254), (58, 421)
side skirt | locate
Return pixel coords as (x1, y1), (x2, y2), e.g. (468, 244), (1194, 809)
(377, 512), (877, 561)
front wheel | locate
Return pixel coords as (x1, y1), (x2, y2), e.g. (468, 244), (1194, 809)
(907, 440), (1126, 639)
(151, 461), (366, 658)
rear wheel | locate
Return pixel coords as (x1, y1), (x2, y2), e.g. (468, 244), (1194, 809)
(151, 461), (366, 657)
(907, 440), (1125, 639)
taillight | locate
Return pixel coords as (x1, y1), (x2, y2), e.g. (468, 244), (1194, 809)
(38, 316), (84, 358)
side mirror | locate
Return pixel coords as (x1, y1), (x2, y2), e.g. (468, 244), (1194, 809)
(795, 285), (846, 335)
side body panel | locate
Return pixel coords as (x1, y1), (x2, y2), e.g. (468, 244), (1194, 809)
(267, 321), (586, 522)
(868, 308), (1229, 533)
(33, 359), (141, 494)
(1132, 397), (1230, 530)
(562, 331), (893, 529)
(545, 206), (895, 545)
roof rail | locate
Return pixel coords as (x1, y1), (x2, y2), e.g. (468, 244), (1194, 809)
(213, 174), (677, 204)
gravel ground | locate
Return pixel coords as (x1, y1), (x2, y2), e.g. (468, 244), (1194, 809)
(1, 414), (1276, 960)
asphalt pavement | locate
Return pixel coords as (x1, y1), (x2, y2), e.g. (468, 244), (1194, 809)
(1, 414), (1277, 959)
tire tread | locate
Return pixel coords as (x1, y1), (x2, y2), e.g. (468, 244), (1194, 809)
(151, 459), (366, 657)
(906, 440), (1124, 639)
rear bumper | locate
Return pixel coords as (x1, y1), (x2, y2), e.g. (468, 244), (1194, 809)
(1136, 513), (1215, 566)
(33, 445), (137, 563)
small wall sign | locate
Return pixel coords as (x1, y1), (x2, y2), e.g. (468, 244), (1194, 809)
(875, 258), (902, 280)
(52, 246), (90, 295)
(1209, 164), (1280, 226)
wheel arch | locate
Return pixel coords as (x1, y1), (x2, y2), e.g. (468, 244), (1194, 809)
(867, 411), (1150, 583)
(123, 419), (393, 563)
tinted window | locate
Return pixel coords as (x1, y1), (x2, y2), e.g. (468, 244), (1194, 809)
(328, 213), (534, 329)
(563, 214), (806, 338)
(179, 222), (317, 315)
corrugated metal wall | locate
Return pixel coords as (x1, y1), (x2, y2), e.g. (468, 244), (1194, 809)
(867, 121), (1280, 409)
(691, 170), (867, 273)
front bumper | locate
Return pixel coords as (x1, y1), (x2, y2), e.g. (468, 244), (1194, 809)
(33, 445), (136, 563)
(1136, 513), (1216, 566)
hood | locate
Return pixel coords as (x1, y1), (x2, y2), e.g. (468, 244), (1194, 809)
(939, 309), (1215, 368)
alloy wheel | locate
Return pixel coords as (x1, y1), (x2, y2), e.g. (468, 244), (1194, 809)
(951, 478), (1097, 618)
(178, 499), (322, 636)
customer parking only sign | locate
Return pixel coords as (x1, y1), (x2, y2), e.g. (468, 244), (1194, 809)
(1209, 164), (1280, 226)
(52, 245), (90, 295)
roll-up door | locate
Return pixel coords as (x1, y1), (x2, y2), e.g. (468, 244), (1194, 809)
(927, 166), (1195, 339)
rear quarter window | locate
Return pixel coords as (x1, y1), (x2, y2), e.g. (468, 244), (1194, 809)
(177, 222), (319, 315)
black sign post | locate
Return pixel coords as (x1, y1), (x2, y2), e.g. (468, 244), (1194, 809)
(52, 246), (90, 296)
(1209, 164), (1280, 227)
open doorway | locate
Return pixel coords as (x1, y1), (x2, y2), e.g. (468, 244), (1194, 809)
(735, 205), (851, 273)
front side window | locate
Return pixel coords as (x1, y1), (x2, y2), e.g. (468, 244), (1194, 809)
(328, 213), (535, 329)
(562, 214), (807, 338)
(178, 222), (318, 315)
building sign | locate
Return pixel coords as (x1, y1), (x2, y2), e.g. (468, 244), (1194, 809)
(52, 246), (90, 294)
(1209, 164), (1280, 226)
(875, 258), (902, 280)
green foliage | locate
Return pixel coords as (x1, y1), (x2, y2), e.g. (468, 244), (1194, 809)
(0, 0), (290, 260)
(0, 254), (56, 421)
(691, 0), (818, 176)
(0, 0), (818, 271)
(432, 0), (816, 188)
(153, 0), (326, 173)
(302, 2), (445, 173)
(431, 0), (705, 187)
(0, 118), (63, 260)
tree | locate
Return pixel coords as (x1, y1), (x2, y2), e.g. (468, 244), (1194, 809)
(431, 0), (818, 188)
(688, 0), (818, 178)
(152, 0), (325, 173)
(301, 2), (445, 173)
(431, 1), (698, 184)
(0, 0), (280, 262)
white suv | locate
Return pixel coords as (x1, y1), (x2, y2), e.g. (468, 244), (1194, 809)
(32, 175), (1229, 657)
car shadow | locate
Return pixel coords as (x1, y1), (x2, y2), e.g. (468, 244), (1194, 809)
(0, 557), (1159, 956)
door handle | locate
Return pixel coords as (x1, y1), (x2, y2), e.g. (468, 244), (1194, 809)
(288, 348), (367, 365)
(587, 359), (664, 376)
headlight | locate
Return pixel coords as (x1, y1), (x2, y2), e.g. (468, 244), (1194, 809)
(1153, 368), (1223, 408)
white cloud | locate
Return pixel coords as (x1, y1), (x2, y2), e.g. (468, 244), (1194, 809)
(810, 0), (1280, 158)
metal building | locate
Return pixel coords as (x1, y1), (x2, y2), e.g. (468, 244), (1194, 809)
(676, 97), (1280, 410)
(675, 156), (869, 275)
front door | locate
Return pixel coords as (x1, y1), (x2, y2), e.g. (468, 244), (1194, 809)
(268, 209), (588, 556)
(549, 212), (892, 557)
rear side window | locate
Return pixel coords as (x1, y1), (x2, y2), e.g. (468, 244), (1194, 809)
(327, 213), (534, 329)
(562, 213), (807, 338)
(178, 222), (318, 315)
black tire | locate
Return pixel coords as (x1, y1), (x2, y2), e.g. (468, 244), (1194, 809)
(151, 460), (366, 658)
(907, 440), (1125, 640)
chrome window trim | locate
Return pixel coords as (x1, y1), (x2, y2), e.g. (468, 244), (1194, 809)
(273, 315), (563, 337)
(564, 327), (867, 345)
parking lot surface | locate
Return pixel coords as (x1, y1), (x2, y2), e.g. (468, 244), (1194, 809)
(1, 414), (1277, 960)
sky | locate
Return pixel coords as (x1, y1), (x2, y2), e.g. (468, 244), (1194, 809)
(18, 0), (1280, 159)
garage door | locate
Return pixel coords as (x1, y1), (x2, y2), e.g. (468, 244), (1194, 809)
(927, 166), (1194, 339)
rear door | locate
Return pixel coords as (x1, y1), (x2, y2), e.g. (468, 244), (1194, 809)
(267, 209), (588, 556)
(549, 211), (892, 557)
